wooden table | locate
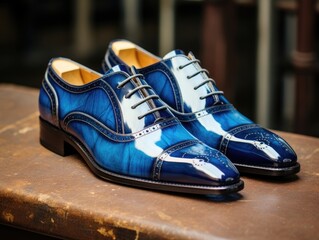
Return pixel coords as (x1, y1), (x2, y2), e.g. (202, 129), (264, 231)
(0, 84), (318, 239)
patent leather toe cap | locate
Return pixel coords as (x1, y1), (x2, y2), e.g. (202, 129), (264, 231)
(154, 141), (240, 186)
(220, 125), (297, 168)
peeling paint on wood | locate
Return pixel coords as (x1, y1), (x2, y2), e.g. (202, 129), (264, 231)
(2, 211), (14, 223)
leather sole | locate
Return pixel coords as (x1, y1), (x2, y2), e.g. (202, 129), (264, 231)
(234, 162), (300, 177)
(39, 118), (244, 195)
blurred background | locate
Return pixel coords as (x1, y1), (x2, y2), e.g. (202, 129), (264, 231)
(0, 0), (318, 137)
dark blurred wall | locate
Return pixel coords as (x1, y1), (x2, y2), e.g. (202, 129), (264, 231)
(0, 0), (318, 136)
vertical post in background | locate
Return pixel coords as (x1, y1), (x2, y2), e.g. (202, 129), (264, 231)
(74, 0), (92, 57)
(201, 0), (236, 101)
(159, 0), (175, 56)
(123, 0), (141, 43)
(293, 0), (316, 134)
(256, 0), (275, 128)
(282, 13), (297, 131)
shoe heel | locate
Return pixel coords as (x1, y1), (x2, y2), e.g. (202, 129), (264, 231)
(39, 118), (75, 156)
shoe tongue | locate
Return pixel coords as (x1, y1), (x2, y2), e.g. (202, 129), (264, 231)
(163, 50), (185, 59)
(105, 64), (132, 75)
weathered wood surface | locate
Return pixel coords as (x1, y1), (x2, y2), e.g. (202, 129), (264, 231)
(0, 84), (318, 239)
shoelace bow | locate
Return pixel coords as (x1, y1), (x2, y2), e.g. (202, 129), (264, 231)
(117, 73), (167, 120)
(178, 58), (224, 100)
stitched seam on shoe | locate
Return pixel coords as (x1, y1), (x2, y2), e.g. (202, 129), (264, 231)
(72, 128), (237, 189)
(61, 124), (238, 190)
(103, 51), (113, 70)
(47, 68), (124, 133)
(101, 59), (109, 73)
(140, 63), (183, 112)
(108, 49), (124, 66)
(100, 79), (124, 133)
(169, 104), (235, 122)
(64, 112), (180, 142)
(152, 140), (200, 181)
(44, 70), (59, 126)
(219, 124), (260, 154)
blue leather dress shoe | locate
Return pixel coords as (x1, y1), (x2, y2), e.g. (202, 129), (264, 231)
(103, 40), (300, 177)
(39, 57), (243, 194)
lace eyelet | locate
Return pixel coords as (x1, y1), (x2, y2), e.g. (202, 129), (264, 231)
(178, 66), (183, 70)
(187, 76), (191, 79)
(199, 96), (204, 100)
(137, 116), (142, 120)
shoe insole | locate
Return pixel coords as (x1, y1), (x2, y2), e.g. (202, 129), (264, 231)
(52, 59), (101, 86)
(112, 41), (159, 68)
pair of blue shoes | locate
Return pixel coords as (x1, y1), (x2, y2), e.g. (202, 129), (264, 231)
(39, 39), (300, 195)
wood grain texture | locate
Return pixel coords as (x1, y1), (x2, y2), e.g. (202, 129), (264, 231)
(0, 84), (318, 240)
